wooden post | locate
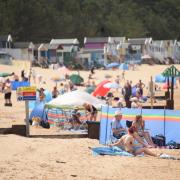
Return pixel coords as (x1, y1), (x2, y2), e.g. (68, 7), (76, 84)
(25, 101), (30, 137)
(171, 77), (174, 101)
(149, 76), (154, 109)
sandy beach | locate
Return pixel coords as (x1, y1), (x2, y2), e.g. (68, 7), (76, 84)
(0, 61), (180, 180)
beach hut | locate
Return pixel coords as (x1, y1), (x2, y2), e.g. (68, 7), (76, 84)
(48, 44), (63, 64)
(0, 34), (13, 48)
(13, 42), (35, 60)
(84, 37), (108, 66)
(49, 39), (79, 66)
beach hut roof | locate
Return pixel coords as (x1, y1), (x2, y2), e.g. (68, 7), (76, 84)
(108, 37), (126, 44)
(49, 44), (63, 50)
(38, 43), (49, 51)
(127, 38), (147, 45)
(14, 42), (33, 49)
(84, 37), (108, 44)
(0, 34), (12, 42)
(50, 39), (79, 45)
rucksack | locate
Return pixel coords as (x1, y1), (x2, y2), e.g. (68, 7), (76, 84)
(40, 121), (50, 129)
(152, 134), (166, 146)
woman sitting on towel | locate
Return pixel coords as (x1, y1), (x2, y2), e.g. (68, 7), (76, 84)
(109, 126), (159, 157)
(132, 115), (155, 148)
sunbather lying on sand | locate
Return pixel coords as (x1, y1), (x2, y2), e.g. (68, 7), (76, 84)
(109, 126), (160, 157)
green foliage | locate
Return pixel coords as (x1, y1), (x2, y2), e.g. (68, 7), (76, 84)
(0, 0), (179, 42)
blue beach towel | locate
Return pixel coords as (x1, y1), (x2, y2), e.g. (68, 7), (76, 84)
(91, 146), (134, 157)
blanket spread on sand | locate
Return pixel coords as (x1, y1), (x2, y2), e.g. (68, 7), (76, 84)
(91, 147), (180, 160)
(91, 146), (135, 157)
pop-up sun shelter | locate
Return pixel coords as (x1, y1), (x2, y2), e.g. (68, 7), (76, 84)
(45, 90), (106, 128)
(45, 90), (106, 109)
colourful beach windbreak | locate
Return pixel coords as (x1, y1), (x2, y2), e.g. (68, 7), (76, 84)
(99, 106), (180, 144)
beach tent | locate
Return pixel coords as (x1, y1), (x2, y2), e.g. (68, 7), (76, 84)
(29, 101), (47, 121)
(106, 62), (120, 69)
(46, 90), (106, 109)
(70, 74), (84, 85)
(29, 89), (52, 110)
(92, 80), (111, 97)
(119, 63), (129, 70)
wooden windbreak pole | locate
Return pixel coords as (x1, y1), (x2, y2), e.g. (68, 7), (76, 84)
(149, 76), (154, 109)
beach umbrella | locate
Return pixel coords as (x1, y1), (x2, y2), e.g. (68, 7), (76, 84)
(92, 80), (111, 97)
(103, 82), (120, 89)
(58, 66), (71, 75)
(46, 90), (106, 109)
(106, 62), (120, 69)
(70, 74), (84, 85)
(119, 63), (129, 70)
(51, 76), (64, 87)
(0, 72), (12, 77)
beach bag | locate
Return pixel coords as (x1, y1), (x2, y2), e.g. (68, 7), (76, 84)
(40, 121), (50, 129)
(152, 134), (166, 146)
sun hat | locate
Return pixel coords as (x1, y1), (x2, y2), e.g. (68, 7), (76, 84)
(114, 110), (122, 116)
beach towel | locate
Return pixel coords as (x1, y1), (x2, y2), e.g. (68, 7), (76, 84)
(91, 146), (134, 157)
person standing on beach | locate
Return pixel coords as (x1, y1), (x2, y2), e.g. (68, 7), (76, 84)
(52, 86), (59, 98)
(3, 78), (12, 106)
(122, 81), (132, 108)
(83, 103), (97, 121)
(31, 69), (37, 84)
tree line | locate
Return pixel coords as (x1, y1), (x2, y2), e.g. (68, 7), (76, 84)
(0, 0), (179, 45)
